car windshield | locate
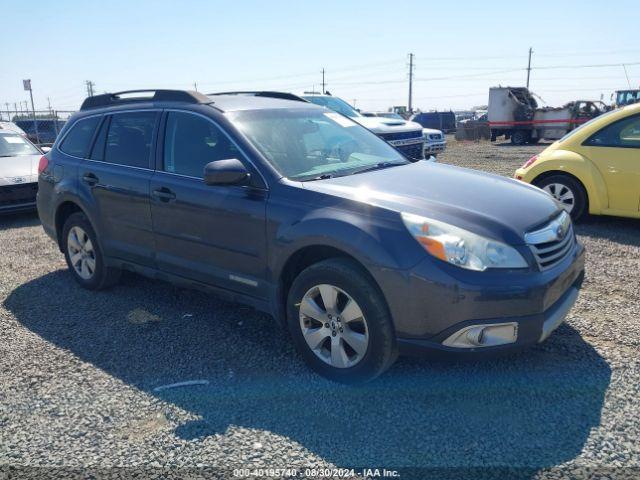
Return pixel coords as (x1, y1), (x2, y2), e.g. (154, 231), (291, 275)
(230, 108), (409, 181)
(0, 133), (40, 157)
(302, 96), (362, 118)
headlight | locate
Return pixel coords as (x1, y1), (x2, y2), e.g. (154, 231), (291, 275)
(401, 212), (528, 271)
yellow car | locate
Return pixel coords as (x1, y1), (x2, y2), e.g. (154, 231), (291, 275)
(515, 103), (640, 220)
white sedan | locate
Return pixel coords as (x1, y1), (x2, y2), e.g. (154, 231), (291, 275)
(0, 130), (43, 214)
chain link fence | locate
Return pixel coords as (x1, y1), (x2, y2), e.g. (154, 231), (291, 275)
(0, 109), (77, 147)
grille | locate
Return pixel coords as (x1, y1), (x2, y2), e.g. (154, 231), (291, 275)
(525, 211), (575, 271)
(0, 182), (38, 207)
(378, 131), (422, 141)
(396, 142), (424, 160)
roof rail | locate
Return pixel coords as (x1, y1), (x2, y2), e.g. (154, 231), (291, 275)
(80, 89), (212, 110)
(207, 91), (307, 102)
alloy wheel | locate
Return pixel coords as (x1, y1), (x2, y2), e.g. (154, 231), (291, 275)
(67, 226), (96, 280)
(542, 183), (575, 213)
(299, 284), (369, 369)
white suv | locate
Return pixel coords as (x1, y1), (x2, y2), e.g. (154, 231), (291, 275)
(302, 95), (426, 160)
(364, 111), (446, 157)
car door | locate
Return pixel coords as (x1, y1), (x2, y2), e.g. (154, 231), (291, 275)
(579, 113), (640, 213)
(78, 110), (159, 266)
(149, 110), (268, 298)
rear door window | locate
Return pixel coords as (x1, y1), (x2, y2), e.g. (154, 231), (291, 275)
(59, 116), (101, 157)
(103, 112), (158, 168)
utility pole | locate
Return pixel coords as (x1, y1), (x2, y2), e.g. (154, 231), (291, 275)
(23, 79), (41, 145)
(408, 53), (414, 114)
(321, 68), (326, 94)
(526, 47), (533, 89)
(85, 80), (95, 97)
(193, 82), (198, 92)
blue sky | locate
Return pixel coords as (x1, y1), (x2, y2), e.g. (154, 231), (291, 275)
(1, 0), (638, 112)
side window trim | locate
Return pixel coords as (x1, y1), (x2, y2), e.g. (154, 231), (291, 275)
(88, 115), (110, 161)
(56, 114), (103, 159)
(82, 108), (161, 170)
(583, 113), (640, 149)
(162, 109), (268, 190)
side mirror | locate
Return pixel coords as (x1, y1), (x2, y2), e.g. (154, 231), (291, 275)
(41, 146), (51, 153)
(203, 158), (250, 186)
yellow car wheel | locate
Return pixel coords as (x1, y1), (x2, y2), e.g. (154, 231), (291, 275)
(534, 174), (588, 221)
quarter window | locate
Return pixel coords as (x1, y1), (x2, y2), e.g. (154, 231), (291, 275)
(103, 112), (158, 168)
(584, 114), (640, 148)
(59, 116), (101, 157)
(163, 111), (241, 178)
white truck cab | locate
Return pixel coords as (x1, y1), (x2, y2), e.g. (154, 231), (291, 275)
(302, 94), (426, 160)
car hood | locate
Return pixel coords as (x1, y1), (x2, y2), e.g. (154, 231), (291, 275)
(0, 154), (39, 185)
(353, 116), (423, 135)
(301, 161), (561, 245)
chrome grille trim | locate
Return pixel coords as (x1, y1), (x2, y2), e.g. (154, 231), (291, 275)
(525, 211), (576, 271)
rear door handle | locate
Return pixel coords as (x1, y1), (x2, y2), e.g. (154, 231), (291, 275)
(82, 173), (99, 186)
(152, 187), (176, 202)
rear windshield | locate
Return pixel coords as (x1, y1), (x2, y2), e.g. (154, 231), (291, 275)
(0, 133), (40, 157)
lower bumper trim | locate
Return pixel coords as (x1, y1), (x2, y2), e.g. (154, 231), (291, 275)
(538, 286), (579, 342)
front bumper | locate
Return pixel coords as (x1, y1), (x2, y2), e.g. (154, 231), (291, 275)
(424, 140), (446, 155)
(0, 182), (38, 214)
(379, 242), (585, 356)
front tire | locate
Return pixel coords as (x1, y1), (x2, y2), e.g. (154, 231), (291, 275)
(286, 258), (397, 384)
(534, 174), (587, 221)
(62, 212), (121, 289)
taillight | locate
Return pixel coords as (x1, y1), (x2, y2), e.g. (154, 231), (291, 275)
(522, 155), (538, 169)
(38, 155), (49, 174)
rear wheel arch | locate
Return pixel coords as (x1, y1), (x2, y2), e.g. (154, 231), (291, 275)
(532, 170), (589, 219)
(55, 201), (87, 250)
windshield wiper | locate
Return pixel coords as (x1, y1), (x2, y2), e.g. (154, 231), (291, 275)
(349, 161), (405, 176)
(299, 173), (333, 181)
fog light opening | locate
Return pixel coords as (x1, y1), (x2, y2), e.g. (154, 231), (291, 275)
(442, 322), (518, 349)
(466, 326), (485, 346)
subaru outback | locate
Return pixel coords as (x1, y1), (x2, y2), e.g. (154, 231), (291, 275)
(37, 90), (585, 383)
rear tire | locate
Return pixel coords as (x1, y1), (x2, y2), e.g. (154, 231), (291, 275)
(62, 212), (121, 290)
(511, 130), (529, 145)
(286, 258), (397, 384)
(534, 174), (587, 221)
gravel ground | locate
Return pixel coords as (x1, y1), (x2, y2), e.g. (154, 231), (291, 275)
(1, 138), (639, 479)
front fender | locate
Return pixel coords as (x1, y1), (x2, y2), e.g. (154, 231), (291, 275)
(525, 150), (607, 214)
(270, 206), (426, 281)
